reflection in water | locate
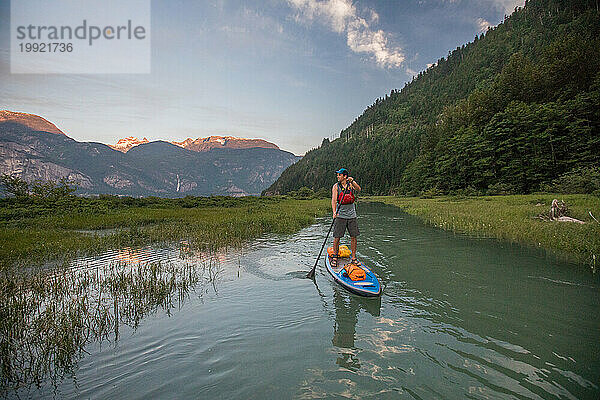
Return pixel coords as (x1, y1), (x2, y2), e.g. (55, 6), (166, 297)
(0, 247), (222, 395)
(115, 247), (146, 264)
(331, 287), (381, 372)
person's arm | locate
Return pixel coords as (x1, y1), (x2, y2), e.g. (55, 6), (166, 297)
(348, 177), (361, 193)
(332, 184), (338, 218)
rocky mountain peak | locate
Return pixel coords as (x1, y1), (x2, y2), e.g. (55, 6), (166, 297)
(109, 135), (281, 153)
(0, 110), (65, 135)
(172, 136), (280, 152)
(109, 137), (150, 153)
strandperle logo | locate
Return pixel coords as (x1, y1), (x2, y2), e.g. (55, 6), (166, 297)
(15, 20), (147, 46)
(11, 0), (151, 74)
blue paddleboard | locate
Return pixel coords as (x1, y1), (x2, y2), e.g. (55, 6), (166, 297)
(325, 253), (381, 297)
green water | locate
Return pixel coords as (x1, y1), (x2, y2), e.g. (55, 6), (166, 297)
(5, 202), (600, 399)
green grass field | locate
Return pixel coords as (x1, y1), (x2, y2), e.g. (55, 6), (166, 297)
(367, 194), (600, 267)
(0, 196), (330, 269)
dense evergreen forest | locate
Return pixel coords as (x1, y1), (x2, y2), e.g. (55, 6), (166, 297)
(266, 0), (600, 196)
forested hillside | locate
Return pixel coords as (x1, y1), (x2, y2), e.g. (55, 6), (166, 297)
(266, 0), (600, 195)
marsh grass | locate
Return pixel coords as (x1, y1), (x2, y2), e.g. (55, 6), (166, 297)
(0, 196), (329, 268)
(0, 257), (222, 394)
(368, 194), (600, 267)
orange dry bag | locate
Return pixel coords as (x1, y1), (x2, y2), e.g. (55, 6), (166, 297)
(344, 263), (366, 281)
(327, 246), (351, 258)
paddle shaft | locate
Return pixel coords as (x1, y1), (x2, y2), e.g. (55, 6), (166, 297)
(307, 181), (351, 278)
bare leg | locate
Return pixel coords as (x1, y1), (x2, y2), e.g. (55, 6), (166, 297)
(350, 237), (357, 260)
(332, 237), (340, 267)
(333, 237), (340, 255)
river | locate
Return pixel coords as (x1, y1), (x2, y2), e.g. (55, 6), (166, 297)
(4, 202), (599, 399)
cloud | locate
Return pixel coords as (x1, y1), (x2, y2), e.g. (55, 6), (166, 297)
(492, 0), (525, 15)
(476, 17), (492, 32)
(431, 0), (525, 18)
(287, 0), (405, 69)
(436, 0), (525, 15)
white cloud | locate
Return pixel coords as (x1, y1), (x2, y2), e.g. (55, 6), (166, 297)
(476, 17), (492, 32)
(493, 0), (525, 15)
(436, 0), (524, 14)
(434, 0), (525, 15)
(287, 0), (405, 69)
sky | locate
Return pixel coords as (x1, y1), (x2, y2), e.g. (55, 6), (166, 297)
(0, 0), (524, 155)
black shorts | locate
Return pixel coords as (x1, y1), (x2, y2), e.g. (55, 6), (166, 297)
(333, 217), (359, 238)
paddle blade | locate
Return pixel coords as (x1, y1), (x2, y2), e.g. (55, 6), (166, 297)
(306, 268), (315, 279)
(306, 256), (319, 279)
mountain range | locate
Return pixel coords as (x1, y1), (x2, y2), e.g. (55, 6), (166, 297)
(0, 110), (301, 196)
(109, 135), (280, 153)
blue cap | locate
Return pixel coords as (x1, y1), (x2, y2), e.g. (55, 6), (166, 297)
(335, 168), (348, 176)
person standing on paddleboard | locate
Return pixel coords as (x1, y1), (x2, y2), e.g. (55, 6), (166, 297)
(332, 168), (361, 267)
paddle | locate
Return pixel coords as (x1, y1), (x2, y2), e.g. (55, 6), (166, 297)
(306, 181), (351, 279)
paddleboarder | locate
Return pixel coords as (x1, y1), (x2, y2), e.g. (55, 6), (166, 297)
(331, 168), (361, 267)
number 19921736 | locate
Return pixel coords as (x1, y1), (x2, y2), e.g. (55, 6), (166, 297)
(19, 42), (73, 52)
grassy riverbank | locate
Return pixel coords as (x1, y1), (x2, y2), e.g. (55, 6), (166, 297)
(0, 196), (330, 269)
(367, 194), (600, 267)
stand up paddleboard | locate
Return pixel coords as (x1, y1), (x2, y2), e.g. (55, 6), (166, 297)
(325, 253), (381, 297)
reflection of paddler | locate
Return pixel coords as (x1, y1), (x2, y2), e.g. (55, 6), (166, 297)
(332, 289), (359, 349)
(331, 287), (381, 370)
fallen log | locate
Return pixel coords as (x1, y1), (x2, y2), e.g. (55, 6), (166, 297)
(537, 199), (586, 224)
(555, 216), (585, 224)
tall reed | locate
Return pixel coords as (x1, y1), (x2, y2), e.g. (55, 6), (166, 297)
(0, 257), (220, 394)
